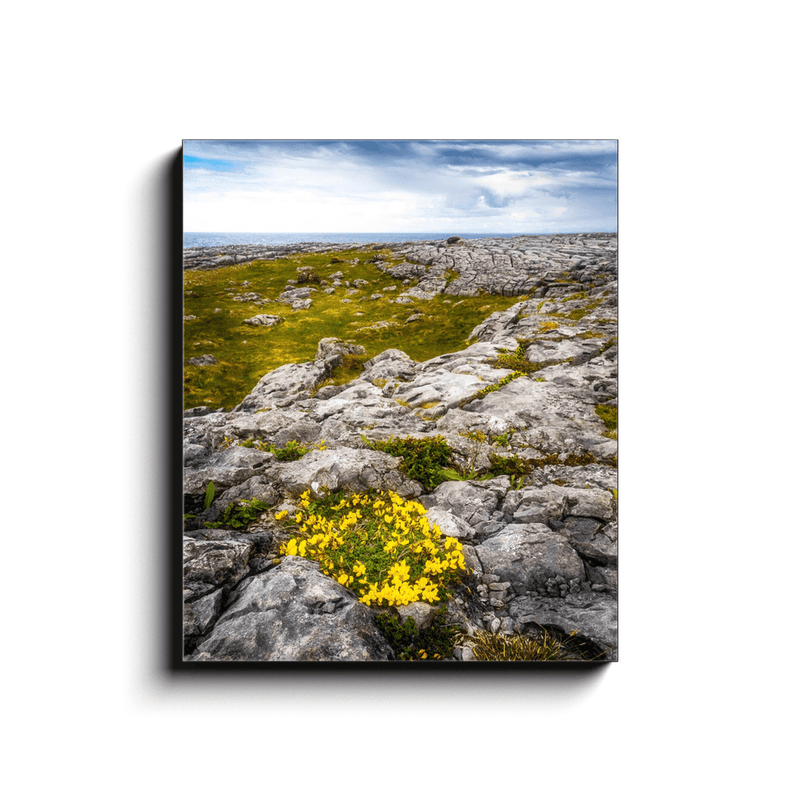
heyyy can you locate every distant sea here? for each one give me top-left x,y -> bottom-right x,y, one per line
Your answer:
183,232 -> 538,249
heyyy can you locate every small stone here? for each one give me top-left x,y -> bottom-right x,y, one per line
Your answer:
500,618 -> 518,635
188,354 -> 217,366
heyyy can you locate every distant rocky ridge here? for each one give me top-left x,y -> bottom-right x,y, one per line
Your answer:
183,234 -> 618,661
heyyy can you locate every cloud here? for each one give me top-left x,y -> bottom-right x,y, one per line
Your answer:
183,139 -> 617,233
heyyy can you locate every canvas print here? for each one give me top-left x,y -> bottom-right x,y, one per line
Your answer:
182,139 -> 618,662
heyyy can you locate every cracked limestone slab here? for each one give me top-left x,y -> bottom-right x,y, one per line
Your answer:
277,446 -> 422,498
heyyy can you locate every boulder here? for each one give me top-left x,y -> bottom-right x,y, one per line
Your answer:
315,337 -> 366,365
424,506 -> 476,541
234,360 -> 331,412
184,588 -> 223,638
183,537 -> 254,590
425,480 -> 505,529
188,557 -> 394,661
361,349 -> 419,384
474,524 -> 585,594
183,445 -> 275,497
502,485 -> 615,524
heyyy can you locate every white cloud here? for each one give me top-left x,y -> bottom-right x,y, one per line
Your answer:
183,140 -> 616,233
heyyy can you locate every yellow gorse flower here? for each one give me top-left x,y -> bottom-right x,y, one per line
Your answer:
278,489 -> 468,608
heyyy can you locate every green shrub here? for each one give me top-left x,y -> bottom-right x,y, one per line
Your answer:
490,343 -> 542,375
206,498 -> 271,530
269,440 -> 313,461
364,435 -> 453,492
488,453 -> 531,481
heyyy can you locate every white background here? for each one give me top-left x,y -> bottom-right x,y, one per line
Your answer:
3,3 -> 797,797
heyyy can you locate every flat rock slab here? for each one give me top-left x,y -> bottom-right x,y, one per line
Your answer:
508,592 -> 617,655
277,446 -> 421,498
391,369 -> 487,414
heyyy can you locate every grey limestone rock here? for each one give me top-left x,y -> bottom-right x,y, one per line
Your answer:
424,506 -> 476,541
183,445 -> 275,497
425,480 -> 505,528
474,524 -> 585,594
277,287 -> 315,304
188,354 -> 218,366
184,588 -> 223,638
277,446 -> 422,498
234,360 -> 331,412
183,538 -> 254,590
189,558 -> 393,661
243,314 -> 284,327
361,349 -> 419,384
509,592 -> 617,656
502,484 -> 615,524
394,602 -> 440,631
315,337 -> 366,365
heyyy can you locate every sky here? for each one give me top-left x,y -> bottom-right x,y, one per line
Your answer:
183,139 -> 617,234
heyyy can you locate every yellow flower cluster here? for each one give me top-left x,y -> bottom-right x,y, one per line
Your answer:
277,489 -> 468,608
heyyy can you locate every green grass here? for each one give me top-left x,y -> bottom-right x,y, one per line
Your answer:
595,403 -> 618,439
184,248 -> 525,409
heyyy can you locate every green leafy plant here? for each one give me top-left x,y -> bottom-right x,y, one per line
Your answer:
363,434 -> 453,492
437,467 -> 484,482
221,436 -> 323,460
490,428 -> 515,448
488,453 -> 532,482
490,342 -> 542,375
268,440 -> 313,461
277,489 -> 469,607
375,607 -> 460,660
203,481 -> 216,510
205,498 -> 271,530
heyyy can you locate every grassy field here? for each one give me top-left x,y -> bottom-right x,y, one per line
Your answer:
184,247 -> 527,410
